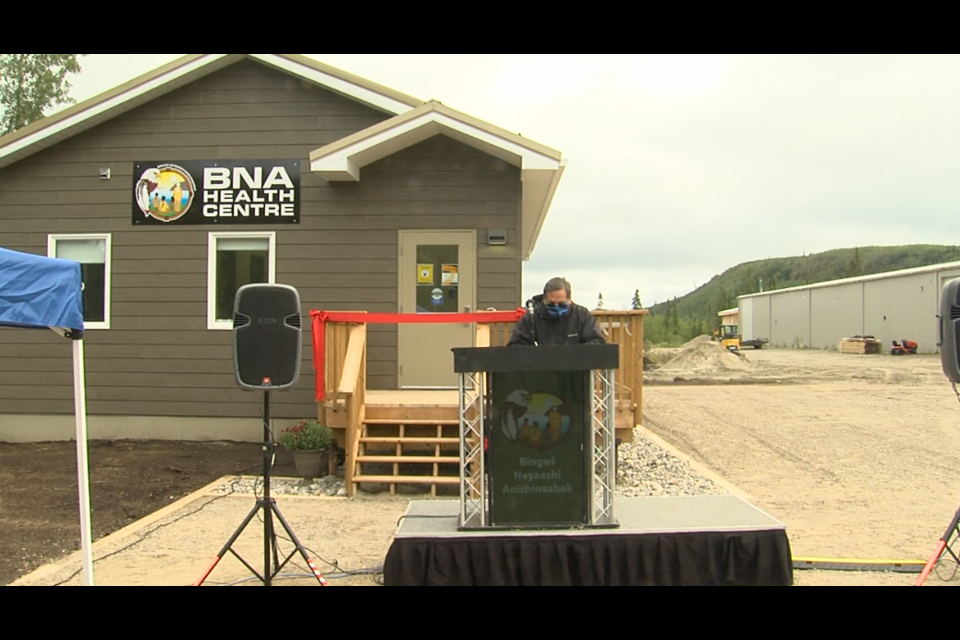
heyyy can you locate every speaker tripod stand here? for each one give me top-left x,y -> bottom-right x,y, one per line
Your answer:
915,494 -> 960,587
193,391 -> 327,587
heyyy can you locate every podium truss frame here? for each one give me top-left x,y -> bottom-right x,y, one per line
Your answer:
458,369 -> 618,530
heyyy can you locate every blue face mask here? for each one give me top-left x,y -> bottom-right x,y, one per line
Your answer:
546,303 -> 571,319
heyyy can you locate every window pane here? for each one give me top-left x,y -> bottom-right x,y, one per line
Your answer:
216,242 -> 269,321
80,264 -> 106,323
416,245 -> 459,313
56,239 -> 105,264
218,238 -> 269,252
56,240 -> 106,323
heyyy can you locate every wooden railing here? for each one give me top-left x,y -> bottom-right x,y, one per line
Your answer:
318,316 -> 367,485
318,312 -> 367,408
593,310 -> 648,432
480,310 -> 648,434
319,309 -> 647,455
339,325 -> 367,494
483,318 -> 519,348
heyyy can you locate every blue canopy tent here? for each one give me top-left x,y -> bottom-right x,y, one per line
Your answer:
0,247 -> 94,586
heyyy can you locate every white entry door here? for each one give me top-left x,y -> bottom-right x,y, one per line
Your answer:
399,231 -> 476,389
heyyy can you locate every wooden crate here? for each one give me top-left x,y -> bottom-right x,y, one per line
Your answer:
839,338 -> 882,355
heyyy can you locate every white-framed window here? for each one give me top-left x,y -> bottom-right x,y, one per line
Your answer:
48,234 -> 112,330
207,232 -> 276,330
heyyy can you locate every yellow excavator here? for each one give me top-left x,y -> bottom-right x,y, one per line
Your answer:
716,325 -> 742,352
713,325 -> 767,352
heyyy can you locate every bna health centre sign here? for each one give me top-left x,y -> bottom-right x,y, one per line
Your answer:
133,160 -> 301,226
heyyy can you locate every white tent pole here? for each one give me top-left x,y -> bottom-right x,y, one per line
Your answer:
72,338 -> 95,587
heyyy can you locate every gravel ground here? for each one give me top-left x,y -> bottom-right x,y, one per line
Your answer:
215,475 -> 349,498
615,432 -> 728,498
220,431 -> 725,500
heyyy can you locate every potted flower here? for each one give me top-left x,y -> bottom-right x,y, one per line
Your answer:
278,419 -> 333,479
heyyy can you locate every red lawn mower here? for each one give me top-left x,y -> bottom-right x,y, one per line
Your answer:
891,339 -> 919,355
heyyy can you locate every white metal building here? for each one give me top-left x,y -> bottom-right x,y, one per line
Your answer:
739,261 -> 960,354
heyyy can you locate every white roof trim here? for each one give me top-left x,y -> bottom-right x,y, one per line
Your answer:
311,111 -> 562,178
0,54 -> 422,169
521,161 -> 567,262
248,54 -> 414,116
0,55 -> 231,165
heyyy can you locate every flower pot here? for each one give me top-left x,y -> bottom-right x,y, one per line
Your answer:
291,449 -> 329,479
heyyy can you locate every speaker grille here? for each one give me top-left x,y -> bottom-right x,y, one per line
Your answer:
941,281 -> 960,383
233,285 -> 302,390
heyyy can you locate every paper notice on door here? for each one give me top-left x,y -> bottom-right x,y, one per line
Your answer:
442,264 -> 459,286
418,264 -> 434,285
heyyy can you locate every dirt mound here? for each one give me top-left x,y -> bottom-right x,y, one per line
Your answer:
683,335 -> 715,349
659,341 -> 752,374
647,347 -> 682,367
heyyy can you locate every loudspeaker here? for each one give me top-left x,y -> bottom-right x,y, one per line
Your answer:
939,279 -> 960,383
233,284 -> 302,390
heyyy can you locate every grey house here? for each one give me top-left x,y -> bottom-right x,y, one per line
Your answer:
0,54 -> 566,443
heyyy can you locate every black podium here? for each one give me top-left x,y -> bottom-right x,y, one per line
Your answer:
453,344 -> 620,531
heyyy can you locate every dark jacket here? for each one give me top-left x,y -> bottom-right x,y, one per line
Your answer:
508,295 -> 606,346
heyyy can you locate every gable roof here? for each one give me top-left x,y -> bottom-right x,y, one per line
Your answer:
310,101 -> 566,261
0,54 -> 565,260
0,54 -> 423,170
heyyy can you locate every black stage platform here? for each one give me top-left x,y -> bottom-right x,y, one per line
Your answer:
384,496 -> 793,586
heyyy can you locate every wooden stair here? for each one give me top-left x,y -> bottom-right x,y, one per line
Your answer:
350,403 -> 462,497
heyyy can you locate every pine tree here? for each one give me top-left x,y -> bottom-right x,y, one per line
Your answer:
745,265 -> 757,294
596,293 -> 605,310
691,318 -> 704,339
667,297 -> 680,332
848,247 -> 864,278
631,290 -> 644,311
712,288 -> 732,329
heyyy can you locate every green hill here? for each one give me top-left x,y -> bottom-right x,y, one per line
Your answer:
645,245 -> 960,345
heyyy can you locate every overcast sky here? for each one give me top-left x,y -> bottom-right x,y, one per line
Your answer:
64,54 -> 960,310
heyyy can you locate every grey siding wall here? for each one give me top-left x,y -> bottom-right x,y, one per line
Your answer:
740,297 -> 755,341
740,296 -> 769,344
0,59 -> 522,427
811,283 -> 864,348
770,291 -> 811,348
863,273 -> 939,350
308,136 -> 522,389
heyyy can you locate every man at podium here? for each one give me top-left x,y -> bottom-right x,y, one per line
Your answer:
508,278 -> 606,346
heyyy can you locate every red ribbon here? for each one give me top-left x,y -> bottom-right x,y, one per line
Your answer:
311,309 -> 526,401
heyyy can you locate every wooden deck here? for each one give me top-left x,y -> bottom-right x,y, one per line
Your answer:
366,390 -> 459,407
325,388 -> 638,445
317,311 -> 648,496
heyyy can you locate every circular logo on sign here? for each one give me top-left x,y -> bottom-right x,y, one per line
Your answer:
135,164 -> 196,223
500,391 -> 572,451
